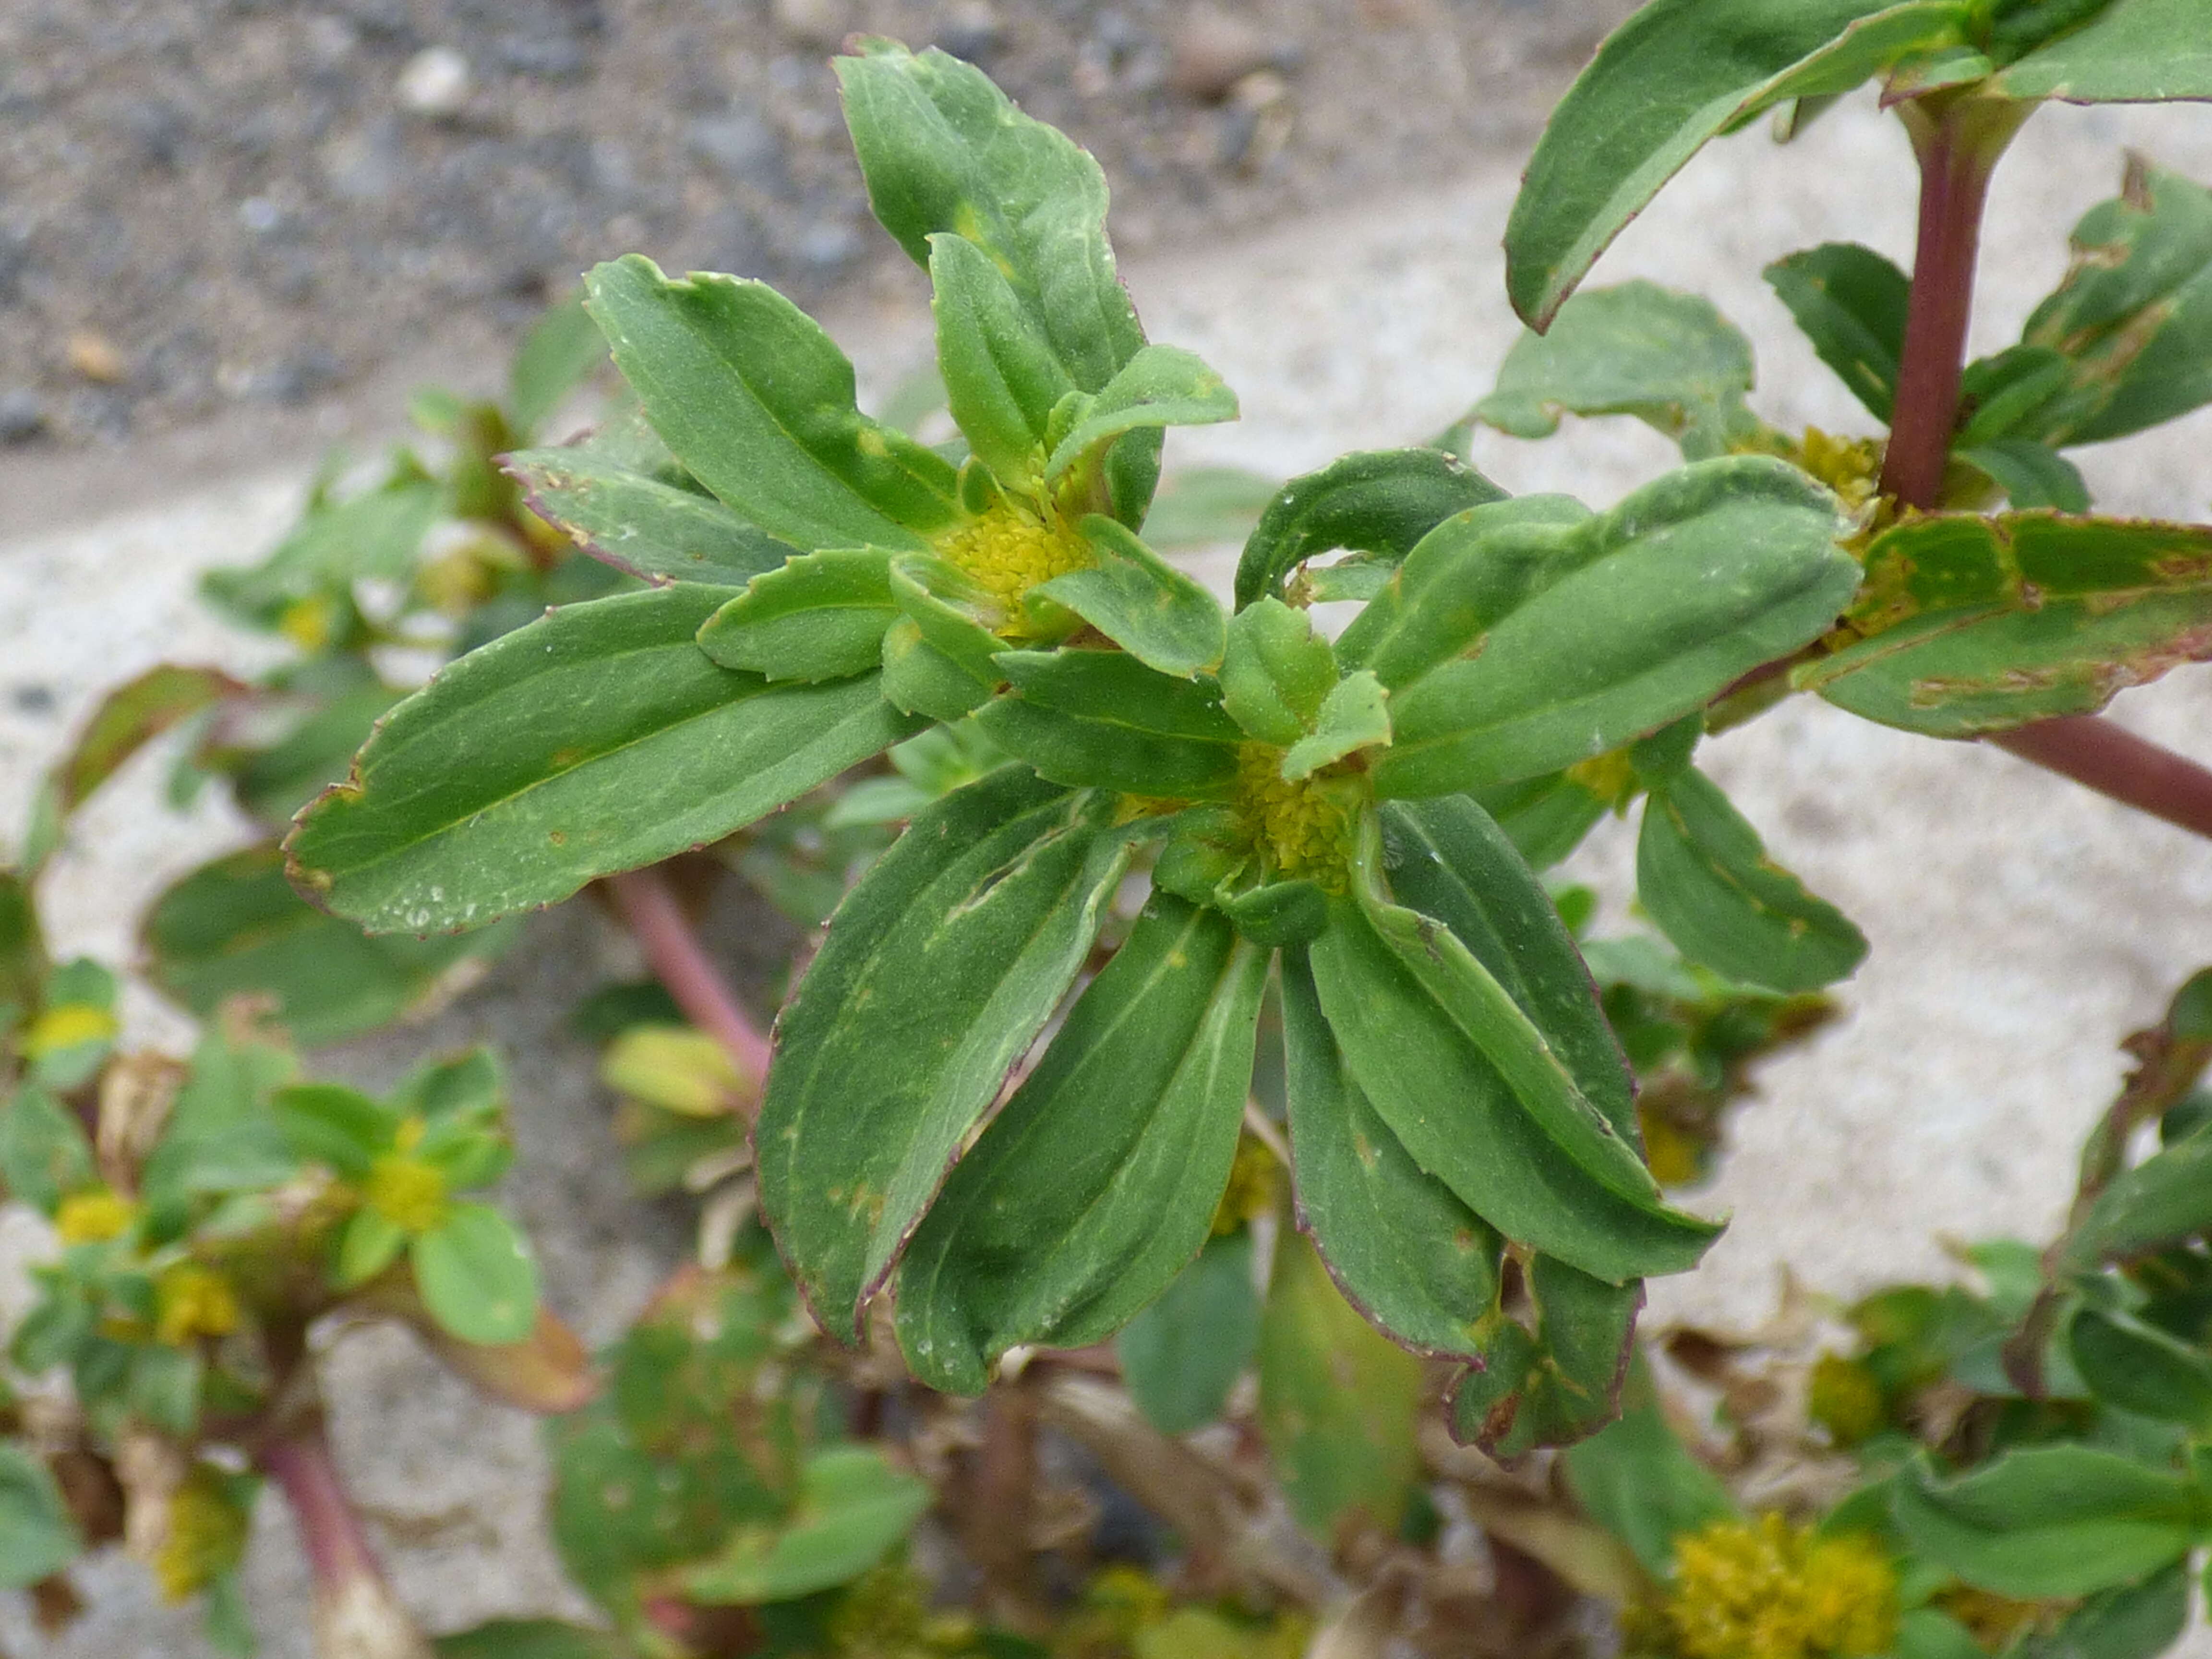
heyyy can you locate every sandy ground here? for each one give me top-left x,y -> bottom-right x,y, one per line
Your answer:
6,83 -> 2212,1653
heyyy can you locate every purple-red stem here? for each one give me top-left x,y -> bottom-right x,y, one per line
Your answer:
604,866 -> 773,1103
1877,96 -> 2212,841
258,1421 -> 386,1603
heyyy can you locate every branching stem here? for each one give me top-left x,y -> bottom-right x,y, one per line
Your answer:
604,866 -> 773,1108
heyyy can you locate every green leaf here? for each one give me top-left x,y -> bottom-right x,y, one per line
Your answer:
1992,0 -> 2212,101
1042,346 -> 1237,484
1890,1448 -> 2199,1599
2017,159 -> 2212,446
507,293 -> 606,437
1893,1610 -> 1992,1659
504,447 -> 798,587
895,895 -> 1265,1392
1280,952 -> 1504,1357
880,619 -> 993,722
1448,1256 -> 1643,1456
337,1208 -> 409,1289
1763,242 -> 1911,422
140,1031 -> 298,1203
696,548 -> 899,682
1334,496 -> 1593,693
1378,796 -> 1634,1134
1958,439 -> 2092,511
227,682 -> 401,827
1798,511 -> 2212,737
974,650 -> 1244,799
0,1085 -> 96,1216
1506,0 -> 1970,327
287,586 -> 919,934
1233,448 -> 1505,610
929,231 -> 1074,484
1469,772 -> 1611,870
436,1620 -> 627,1659
1375,457 -> 1856,796
413,1202 -> 541,1345
756,769 -> 1135,1336
681,1446 -> 931,1604
51,664 -> 243,815
1256,1229 -> 1426,1540
203,478 -> 442,623
1218,598 -> 1337,746
2070,1131 -> 2212,1263
272,1083 -> 395,1180
2067,1306 -> 2212,1431
1117,1231 -> 1262,1436
1562,1369 -> 1737,1577
1036,517 -> 1226,678
0,1444 -> 81,1589
2013,1561 -> 2189,1659
144,844 -> 514,1046
583,255 -> 957,551
836,42 -> 1144,398
1309,876 -> 1718,1285
1636,768 -> 1867,993
1476,282 -> 1758,458
1280,673 -> 1389,781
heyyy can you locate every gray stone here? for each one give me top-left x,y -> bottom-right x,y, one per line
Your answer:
0,389 -> 47,445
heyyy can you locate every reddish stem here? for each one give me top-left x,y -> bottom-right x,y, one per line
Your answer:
259,1424 -> 385,1600
604,867 -> 773,1104
1991,717 -> 2212,841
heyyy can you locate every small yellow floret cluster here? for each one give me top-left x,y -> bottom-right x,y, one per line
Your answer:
1796,427 -> 1883,515
55,1188 -> 136,1246
936,501 -> 1091,622
154,1468 -> 250,1603
366,1125 -> 449,1236
826,1563 -> 980,1659
155,1264 -> 242,1346
1211,1134 -> 1282,1236
1655,1514 -> 1898,1659
1235,745 -> 1352,890
1806,1351 -> 1886,1446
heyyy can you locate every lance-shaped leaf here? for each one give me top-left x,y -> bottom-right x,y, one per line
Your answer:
1449,1256 -> 1643,1457
1117,1230 -> 1262,1436
1957,439 -> 2091,512
507,291 -> 606,437
1234,448 -> 1505,609
1256,1228 -> 1427,1540
894,895 -> 1265,1392
1335,496 -> 1593,692
1506,0 -> 1972,327
0,1446 -> 82,1590
287,587 -> 919,934
1042,346 -> 1237,484
1470,771 -> 1611,870
52,665 -> 245,815
1281,951 -> 1505,1356
755,769 -> 1135,1336
681,1446 -> 931,1604
1891,1448 -> 2200,1599
1308,874 -> 1719,1284
1636,768 -> 1867,993
929,231 -> 1074,484
838,42 -> 1143,397
204,477 -> 441,623
504,448 -> 797,587
2066,1130 -> 2212,1266
144,844 -> 516,1046
1036,517 -> 1226,678
1764,242 -> 1910,422
1991,0 -> 2212,102
1281,673 -> 1389,780
2068,1306 -> 2212,1431
975,649 -> 1244,798
696,548 -> 900,682
1379,796 -> 1634,1133
1376,458 -> 1856,796
1797,511 -> 2212,737
1476,282 -> 1759,458
2017,1563 -> 2191,1659
583,255 -> 958,552
1219,598 -> 1336,745
2013,159 -> 2212,446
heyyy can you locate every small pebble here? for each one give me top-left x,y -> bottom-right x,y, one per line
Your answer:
0,390 -> 47,445
1169,6 -> 1301,102
66,331 -> 126,385
10,684 -> 56,715
397,46 -> 471,116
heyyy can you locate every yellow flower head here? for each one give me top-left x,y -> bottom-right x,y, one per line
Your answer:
365,1128 -> 449,1236
276,593 -> 336,653
155,1263 -> 242,1346
936,499 -> 1091,625
1662,1514 -> 1898,1659
1795,428 -> 1883,515
153,1467 -> 251,1603
55,1188 -> 136,1246
22,1002 -> 119,1059
1234,745 -> 1354,890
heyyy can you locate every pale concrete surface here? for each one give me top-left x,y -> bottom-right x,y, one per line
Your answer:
6,86 -> 2212,1650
